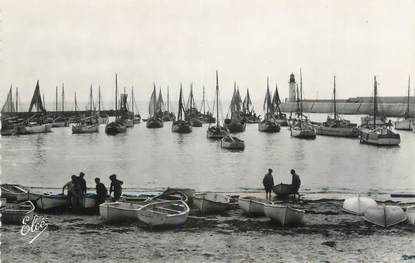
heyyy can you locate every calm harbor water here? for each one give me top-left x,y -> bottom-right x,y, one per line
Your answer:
1,114 -> 414,194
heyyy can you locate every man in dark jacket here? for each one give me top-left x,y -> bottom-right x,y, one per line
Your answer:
291,169 -> 301,194
263,168 -> 274,200
79,172 -> 87,194
109,174 -> 123,201
95,177 -> 108,206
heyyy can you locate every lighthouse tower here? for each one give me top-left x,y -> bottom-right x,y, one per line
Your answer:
288,73 -> 297,102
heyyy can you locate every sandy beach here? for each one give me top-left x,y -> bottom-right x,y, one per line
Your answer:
2,194 -> 414,263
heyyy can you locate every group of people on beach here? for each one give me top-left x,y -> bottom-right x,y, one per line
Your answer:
62,172 -> 124,209
262,168 -> 301,200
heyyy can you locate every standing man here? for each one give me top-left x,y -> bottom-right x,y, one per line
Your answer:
263,168 -> 274,201
79,172 -> 87,194
291,169 -> 301,194
109,174 -> 123,201
95,177 -> 108,206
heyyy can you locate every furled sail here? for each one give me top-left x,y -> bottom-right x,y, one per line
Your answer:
1,87 -> 15,113
272,83 -> 282,114
242,89 -> 252,114
186,84 -> 197,110
156,89 -> 166,112
148,85 -> 157,117
263,82 -> 273,114
28,81 -> 46,112
177,84 -> 185,121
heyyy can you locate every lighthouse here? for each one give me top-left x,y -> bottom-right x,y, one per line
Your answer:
288,73 -> 297,102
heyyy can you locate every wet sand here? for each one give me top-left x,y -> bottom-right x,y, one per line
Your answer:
2,196 -> 415,262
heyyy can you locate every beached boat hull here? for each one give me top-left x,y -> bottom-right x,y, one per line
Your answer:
0,201 -> 35,224
264,204 -> 305,225
17,124 -> 52,134
342,196 -> 377,215
315,126 -> 359,138
172,121 -> 192,133
406,206 -> 415,225
33,193 -> 68,210
238,197 -> 270,216
99,202 -> 144,222
364,205 -> 407,227
394,119 -> 414,130
258,120 -> 280,133
360,129 -> 400,146
221,136 -> 245,150
72,124 -> 99,134
1,184 -> 28,201
193,193 -> 230,214
136,200 -> 189,227
272,183 -> 294,197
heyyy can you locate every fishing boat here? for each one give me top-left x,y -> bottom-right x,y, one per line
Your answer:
31,193 -> 68,210
315,76 -> 359,137
200,86 -> 216,124
207,71 -> 229,139
224,84 -> 246,132
360,77 -> 400,146
172,84 -> 192,133
146,84 -> 164,128
238,196 -> 271,216
259,77 -> 281,133
186,83 -> 203,127
264,204 -> 305,226
80,193 -> 97,209
0,201 -> 35,224
221,134 -> 245,150
17,121 -> 52,135
364,205 -> 407,227
272,83 -> 289,126
72,116 -> 99,134
99,201 -> 144,222
342,196 -> 377,215
272,183 -> 296,197
156,87 -> 175,121
0,184 -> 29,201
119,88 -> 134,128
406,206 -> 415,225
242,89 -> 260,123
193,193 -> 230,214
136,200 -> 189,227
105,74 -> 127,135
395,76 -> 414,130
290,70 -> 316,139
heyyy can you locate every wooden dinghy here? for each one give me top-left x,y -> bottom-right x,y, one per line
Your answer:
342,196 -> 377,215
99,201 -> 144,222
0,201 -> 35,224
264,204 -> 305,226
272,183 -> 295,197
136,200 -> 189,227
364,205 -> 407,227
0,184 -> 29,201
30,193 -> 68,210
238,196 -> 271,216
193,193 -> 230,214
406,206 -> 415,225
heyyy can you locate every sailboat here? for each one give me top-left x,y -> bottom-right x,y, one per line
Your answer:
207,71 -> 229,139
97,86 -> 109,124
258,77 -> 280,133
1,86 -> 20,136
172,84 -> 192,133
200,86 -> 216,123
242,89 -> 260,123
360,76 -> 400,146
290,71 -> 316,139
271,83 -> 288,126
315,76 -> 359,137
105,74 -> 127,135
131,87 -> 141,124
146,84 -> 164,128
186,84 -> 203,127
395,76 -> 414,130
119,88 -> 134,128
72,85 -> 99,134
224,84 -> 246,133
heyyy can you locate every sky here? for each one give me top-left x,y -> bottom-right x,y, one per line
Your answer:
1,0 -> 414,111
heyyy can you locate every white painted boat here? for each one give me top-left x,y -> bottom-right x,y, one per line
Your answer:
221,135 -> 245,150
81,194 -> 97,209
0,184 -> 28,201
406,206 -> 415,225
0,201 -> 35,224
238,196 -> 270,216
72,123 -> 99,134
31,193 -> 68,210
99,201 -> 144,222
364,205 -> 407,227
264,204 -> 305,226
342,196 -> 377,215
136,200 -> 189,227
360,127 -> 400,146
395,119 -> 414,131
193,193 -> 230,214
18,123 -> 52,134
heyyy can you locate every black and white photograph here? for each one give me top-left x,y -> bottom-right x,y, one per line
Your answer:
0,0 -> 414,262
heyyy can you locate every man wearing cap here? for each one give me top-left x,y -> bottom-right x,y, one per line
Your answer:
291,169 -> 301,194
262,168 -> 274,200
109,174 -> 123,201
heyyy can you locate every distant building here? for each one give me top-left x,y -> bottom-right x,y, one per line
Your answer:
288,73 -> 296,102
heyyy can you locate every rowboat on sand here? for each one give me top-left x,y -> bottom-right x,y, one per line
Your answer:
364,205 -> 407,227
31,193 -> 68,210
99,201 -> 144,222
0,184 -> 29,201
0,201 -> 35,224
238,196 -> 271,216
406,206 -> 415,225
193,193 -> 230,214
272,183 -> 296,197
264,204 -> 305,226
136,200 -> 190,227
342,196 -> 377,215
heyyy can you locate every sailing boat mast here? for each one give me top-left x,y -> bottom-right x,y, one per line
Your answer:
10,85 -> 13,112
216,71 -> 219,128
333,76 -> 337,120
115,74 -> 118,120
90,84 -> 93,113
300,69 -> 303,118
202,86 -> 206,115
98,86 -> 101,112
178,83 -> 183,120
374,76 -> 377,128
74,92 -> 78,112
266,76 -> 270,114
167,86 -> 170,112
55,86 -> 58,112
131,87 -> 134,116
62,83 -> 65,112
407,76 -> 410,118
15,87 -> 18,112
